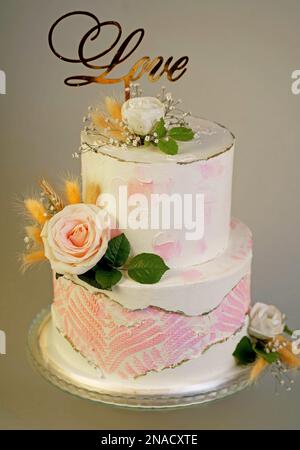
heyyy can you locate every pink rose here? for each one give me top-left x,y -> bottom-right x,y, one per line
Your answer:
41,204 -> 110,275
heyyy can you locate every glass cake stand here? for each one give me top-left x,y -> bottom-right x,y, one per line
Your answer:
27,308 -> 252,409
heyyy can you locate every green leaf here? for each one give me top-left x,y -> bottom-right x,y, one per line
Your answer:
284,324 -> 294,336
78,270 -> 102,289
168,126 -> 194,141
254,341 -> 280,364
154,118 -> 167,138
95,267 -> 122,290
128,253 -> 169,284
232,336 -> 257,365
103,233 -> 130,268
158,137 -> 178,155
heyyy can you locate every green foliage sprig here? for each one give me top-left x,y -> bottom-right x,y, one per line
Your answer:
77,233 -> 169,290
144,118 -> 194,155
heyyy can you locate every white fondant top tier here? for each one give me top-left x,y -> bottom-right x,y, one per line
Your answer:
81,117 -> 235,268
81,117 -> 234,164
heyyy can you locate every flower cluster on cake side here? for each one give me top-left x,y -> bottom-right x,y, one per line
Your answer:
233,302 -> 300,387
22,177 -> 169,290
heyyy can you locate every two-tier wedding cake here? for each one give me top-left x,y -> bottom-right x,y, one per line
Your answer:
25,91 -> 300,406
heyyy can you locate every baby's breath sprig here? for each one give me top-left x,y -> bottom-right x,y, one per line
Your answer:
157,87 -> 191,129
130,82 -> 143,98
271,359 -> 295,394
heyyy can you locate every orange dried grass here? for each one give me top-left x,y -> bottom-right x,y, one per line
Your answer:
249,335 -> 300,382
250,357 -> 269,381
84,182 -> 101,204
92,97 -> 126,142
40,179 -> 64,212
278,347 -> 300,369
65,180 -> 81,204
105,97 -> 122,120
24,199 -> 47,225
22,250 -> 46,271
25,225 -> 42,244
92,112 -> 107,130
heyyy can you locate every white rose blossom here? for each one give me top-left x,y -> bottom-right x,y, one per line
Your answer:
41,204 -> 110,275
121,96 -> 165,136
248,302 -> 285,340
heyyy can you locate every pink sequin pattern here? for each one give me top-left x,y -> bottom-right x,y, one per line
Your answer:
53,275 -> 250,379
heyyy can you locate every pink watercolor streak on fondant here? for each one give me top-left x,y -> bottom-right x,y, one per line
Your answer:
198,159 -> 224,180
134,166 -> 153,184
181,269 -> 203,282
153,240 -> 182,261
198,239 -> 207,254
127,178 -> 154,197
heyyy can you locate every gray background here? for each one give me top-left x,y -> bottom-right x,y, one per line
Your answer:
0,0 -> 300,429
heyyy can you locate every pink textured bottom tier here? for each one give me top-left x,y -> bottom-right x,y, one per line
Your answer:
52,219 -> 252,385
52,274 -> 250,379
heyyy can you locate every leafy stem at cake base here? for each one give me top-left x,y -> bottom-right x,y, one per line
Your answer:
233,303 -> 300,390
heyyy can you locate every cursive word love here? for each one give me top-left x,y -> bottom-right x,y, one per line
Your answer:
48,11 -> 189,99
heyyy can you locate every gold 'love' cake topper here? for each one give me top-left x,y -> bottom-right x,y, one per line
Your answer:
48,11 -> 189,100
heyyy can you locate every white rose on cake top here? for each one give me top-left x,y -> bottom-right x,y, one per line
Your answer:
41,204 -> 110,275
248,302 -> 285,340
121,96 -> 165,136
